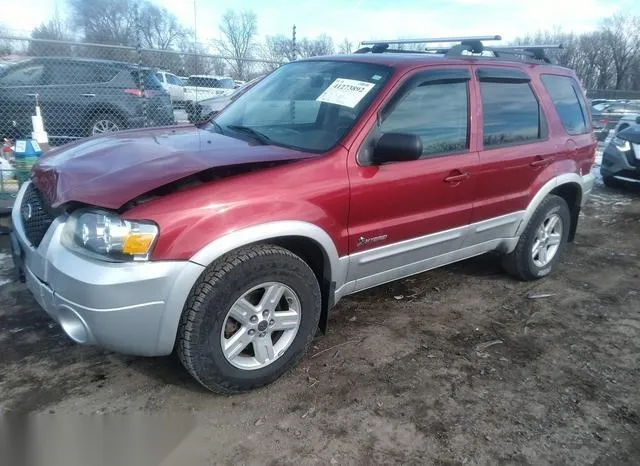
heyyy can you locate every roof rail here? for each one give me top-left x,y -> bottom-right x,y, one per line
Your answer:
355,36 -> 563,64
360,35 -> 502,46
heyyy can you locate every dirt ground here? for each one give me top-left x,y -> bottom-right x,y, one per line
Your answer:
1,178 -> 639,466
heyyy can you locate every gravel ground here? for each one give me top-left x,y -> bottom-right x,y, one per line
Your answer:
1,175 -> 639,465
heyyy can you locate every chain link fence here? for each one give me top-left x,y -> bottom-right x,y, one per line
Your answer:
0,36 -> 282,146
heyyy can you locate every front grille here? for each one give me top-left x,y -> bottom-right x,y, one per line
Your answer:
20,183 -> 55,247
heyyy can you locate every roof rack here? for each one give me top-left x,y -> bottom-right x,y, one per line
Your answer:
355,36 -> 563,64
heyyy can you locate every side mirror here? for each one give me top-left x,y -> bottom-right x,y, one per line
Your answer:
372,132 -> 422,165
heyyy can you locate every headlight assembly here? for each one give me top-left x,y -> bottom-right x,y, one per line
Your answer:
62,210 -> 158,262
612,137 -> 631,152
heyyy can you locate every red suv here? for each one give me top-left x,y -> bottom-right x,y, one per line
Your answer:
11,37 -> 596,393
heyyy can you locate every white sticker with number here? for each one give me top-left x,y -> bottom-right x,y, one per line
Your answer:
316,78 -> 376,108
15,140 -> 26,153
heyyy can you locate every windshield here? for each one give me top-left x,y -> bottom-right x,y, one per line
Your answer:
211,60 -> 392,152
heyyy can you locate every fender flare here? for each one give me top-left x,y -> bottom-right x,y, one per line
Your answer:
189,220 -> 348,288
514,173 -> 585,238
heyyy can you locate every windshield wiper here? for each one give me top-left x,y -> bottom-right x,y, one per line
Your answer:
226,125 -> 271,145
209,119 -> 223,134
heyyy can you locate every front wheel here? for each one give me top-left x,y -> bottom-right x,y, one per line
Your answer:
502,194 -> 570,281
177,245 -> 321,393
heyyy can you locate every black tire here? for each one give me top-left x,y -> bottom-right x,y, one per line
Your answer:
602,175 -> 620,189
177,244 -> 321,394
87,112 -> 125,136
502,195 -> 571,281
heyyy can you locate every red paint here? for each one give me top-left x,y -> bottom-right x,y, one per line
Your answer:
30,54 -> 596,262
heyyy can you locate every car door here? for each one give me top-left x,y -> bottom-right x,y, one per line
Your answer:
0,60 -> 45,138
38,60 -> 111,138
347,66 -> 479,290
469,66 -> 559,240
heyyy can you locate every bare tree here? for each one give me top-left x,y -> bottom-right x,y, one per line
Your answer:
338,38 -> 354,54
29,11 -> 73,56
261,35 -> 294,70
68,0 -> 137,46
138,2 -> 191,50
298,34 -> 334,57
215,10 -> 258,80
602,14 -> 640,89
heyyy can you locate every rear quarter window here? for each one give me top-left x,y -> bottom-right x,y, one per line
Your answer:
541,74 -> 588,135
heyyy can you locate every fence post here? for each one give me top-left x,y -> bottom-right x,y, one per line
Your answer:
134,5 -> 148,127
292,25 -> 297,61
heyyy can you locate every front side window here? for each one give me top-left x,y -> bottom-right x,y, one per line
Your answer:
46,63 -> 99,85
541,74 -> 588,135
213,60 -> 392,152
0,63 -> 44,86
379,80 -> 469,156
480,81 -> 542,147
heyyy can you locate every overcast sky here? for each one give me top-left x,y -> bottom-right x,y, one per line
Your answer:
3,0 -> 640,45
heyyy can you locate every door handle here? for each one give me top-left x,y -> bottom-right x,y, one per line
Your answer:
530,156 -> 551,168
443,171 -> 471,184
81,93 -> 96,97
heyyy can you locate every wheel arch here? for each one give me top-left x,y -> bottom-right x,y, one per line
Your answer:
515,173 -> 585,242
188,221 -> 348,334
84,104 -> 128,131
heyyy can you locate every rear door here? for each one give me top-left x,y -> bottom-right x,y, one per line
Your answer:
471,66 -> 558,232
540,73 -> 596,177
347,66 -> 479,287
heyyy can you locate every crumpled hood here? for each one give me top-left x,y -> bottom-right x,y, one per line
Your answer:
31,125 -> 313,209
618,125 -> 640,144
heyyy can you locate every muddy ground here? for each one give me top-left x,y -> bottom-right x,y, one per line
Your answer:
1,179 -> 639,466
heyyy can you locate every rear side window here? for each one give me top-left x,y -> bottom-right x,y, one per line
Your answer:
380,81 -> 469,156
130,70 -> 163,89
480,82 -> 542,147
541,75 -> 588,135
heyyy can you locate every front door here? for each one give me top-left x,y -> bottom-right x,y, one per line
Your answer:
0,60 -> 46,139
347,66 -> 479,290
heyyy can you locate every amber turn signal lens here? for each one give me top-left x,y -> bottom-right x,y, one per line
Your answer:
122,233 -> 155,255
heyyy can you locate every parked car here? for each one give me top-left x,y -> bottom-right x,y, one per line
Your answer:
183,75 -> 235,102
591,107 -> 609,142
613,113 -> 640,135
593,100 -> 640,132
185,75 -> 265,124
0,57 -> 175,141
155,70 -> 186,106
11,40 -> 595,394
601,115 -> 640,187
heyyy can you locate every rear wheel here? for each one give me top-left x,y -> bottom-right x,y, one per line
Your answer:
502,195 -> 570,281
88,113 -> 124,136
177,244 -> 321,393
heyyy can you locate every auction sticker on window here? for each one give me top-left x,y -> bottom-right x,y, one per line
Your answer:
316,78 -> 376,108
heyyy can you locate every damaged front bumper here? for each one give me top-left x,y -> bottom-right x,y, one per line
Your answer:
11,182 -> 204,356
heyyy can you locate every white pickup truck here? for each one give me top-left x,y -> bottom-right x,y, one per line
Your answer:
183,75 -> 236,102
